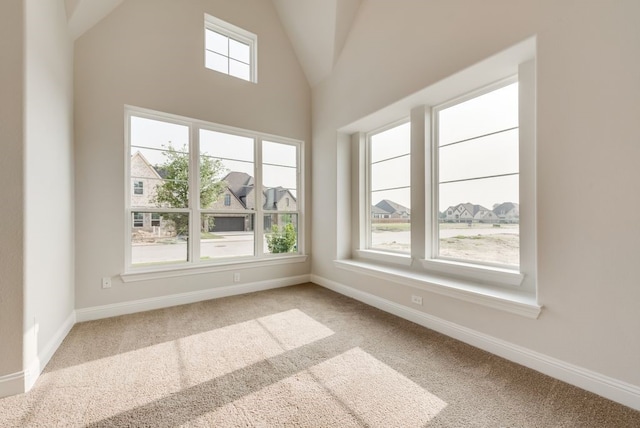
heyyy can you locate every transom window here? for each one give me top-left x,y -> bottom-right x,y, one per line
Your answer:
204,13 -> 257,83
125,107 -> 302,271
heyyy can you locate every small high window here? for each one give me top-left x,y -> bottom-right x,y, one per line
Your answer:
204,14 -> 257,83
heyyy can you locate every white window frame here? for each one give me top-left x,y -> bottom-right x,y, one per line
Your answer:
204,13 -> 258,83
123,106 -> 305,282
339,38 -> 539,317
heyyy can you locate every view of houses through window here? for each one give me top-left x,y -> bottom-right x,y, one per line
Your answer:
128,111 -> 300,268
436,81 -> 519,266
368,122 -> 411,253
365,81 -> 520,267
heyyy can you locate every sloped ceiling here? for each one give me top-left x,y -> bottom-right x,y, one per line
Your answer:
64,0 -> 361,87
65,0 -> 124,40
272,0 -> 362,87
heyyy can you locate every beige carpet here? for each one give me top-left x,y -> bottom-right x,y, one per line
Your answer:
1,284 -> 638,427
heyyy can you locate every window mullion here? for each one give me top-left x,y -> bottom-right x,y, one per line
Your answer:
410,106 -> 427,260
190,126 -> 200,263
255,137 -> 263,257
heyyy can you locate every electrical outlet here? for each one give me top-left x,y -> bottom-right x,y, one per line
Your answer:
102,277 -> 112,289
411,295 -> 423,305
233,273 -> 240,283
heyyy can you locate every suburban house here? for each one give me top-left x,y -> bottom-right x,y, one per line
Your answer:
493,202 -> 520,223
372,199 -> 410,219
2,0 -> 639,421
442,202 -> 511,224
207,171 -> 297,232
130,162 -> 298,234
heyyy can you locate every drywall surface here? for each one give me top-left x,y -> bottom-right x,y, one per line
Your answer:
24,0 -> 75,374
74,0 -> 311,309
0,0 -> 25,379
312,0 -> 640,388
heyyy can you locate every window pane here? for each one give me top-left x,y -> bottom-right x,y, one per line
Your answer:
201,214 -> 254,259
263,141 -> 296,167
200,129 -> 255,210
439,128 -> 519,183
131,118 -> 190,210
229,59 -> 250,81
371,155 -> 410,192
370,122 -> 410,163
263,141 -> 298,211
131,116 -> 189,152
205,51 -> 228,74
131,212 -> 189,266
439,83 -> 518,146
369,122 -> 410,254
438,175 -> 519,266
205,29 -> 228,56
229,38 -> 250,63
370,187 -> 411,253
264,214 -> 298,254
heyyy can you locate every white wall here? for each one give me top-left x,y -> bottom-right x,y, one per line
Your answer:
0,0 -> 25,381
312,0 -> 640,390
23,0 -> 76,382
74,0 -> 311,309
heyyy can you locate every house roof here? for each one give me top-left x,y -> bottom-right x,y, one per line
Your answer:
223,172 -> 255,199
493,202 -> 519,214
375,199 -> 410,215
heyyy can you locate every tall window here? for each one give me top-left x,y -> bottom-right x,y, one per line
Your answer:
126,108 -> 302,271
204,14 -> 257,83
434,80 -> 519,267
367,122 -> 411,254
262,141 -> 300,254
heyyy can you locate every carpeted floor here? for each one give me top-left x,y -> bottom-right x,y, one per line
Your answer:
1,283 -> 638,427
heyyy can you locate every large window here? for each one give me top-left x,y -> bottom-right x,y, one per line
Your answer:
125,107 -> 302,272
353,59 -> 535,291
204,13 -> 257,83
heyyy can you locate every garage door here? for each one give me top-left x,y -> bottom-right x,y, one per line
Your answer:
211,217 -> 245,232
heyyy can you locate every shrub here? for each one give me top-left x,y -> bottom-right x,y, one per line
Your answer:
266,223 -> 297,253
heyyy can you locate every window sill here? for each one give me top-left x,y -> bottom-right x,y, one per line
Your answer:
355,249 -> 412,266
419,258 -> 524,287
121,255 -> 308,283
334,259 -> 541,319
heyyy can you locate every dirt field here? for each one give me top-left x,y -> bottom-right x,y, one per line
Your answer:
371,223 -> 519,266
439,233 -> 519,266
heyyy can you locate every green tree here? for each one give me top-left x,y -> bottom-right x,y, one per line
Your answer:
266,223 -> 297,253
153,144 -> 227,236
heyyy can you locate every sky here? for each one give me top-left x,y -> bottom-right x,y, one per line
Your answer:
370,82 -> 519,211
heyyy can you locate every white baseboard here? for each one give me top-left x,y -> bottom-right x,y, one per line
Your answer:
24,311 -> 76,392
76,274 -> 311,322
0,371 -> 25,398
1,311 -> 76,398
311,274 -> 640,411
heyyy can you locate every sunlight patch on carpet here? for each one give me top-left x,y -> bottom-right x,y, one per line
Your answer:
192,347 -> 447,426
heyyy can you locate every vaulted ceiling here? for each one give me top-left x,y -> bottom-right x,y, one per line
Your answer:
64,0 -> 361,88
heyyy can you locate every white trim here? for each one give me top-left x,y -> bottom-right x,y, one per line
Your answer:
419,258 -> 524,286
355,249 -> 412,266
334,259 -> 540,318
78,274 -> 310,322
0,371 -> 25,398
311,274 -> 640,411
24,311 -> 76,392
121,255 -> 308,283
